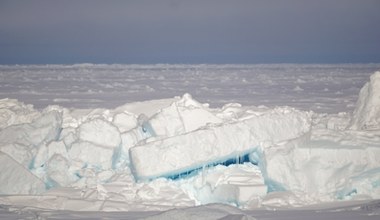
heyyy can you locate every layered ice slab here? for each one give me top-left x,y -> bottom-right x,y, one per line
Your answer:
130,107 -> 311,180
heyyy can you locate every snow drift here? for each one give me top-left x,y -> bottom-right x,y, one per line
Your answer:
0,71 -> 380,212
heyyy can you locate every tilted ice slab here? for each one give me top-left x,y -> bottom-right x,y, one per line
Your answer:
130,107 -> 311,180
0,152 -> 45,194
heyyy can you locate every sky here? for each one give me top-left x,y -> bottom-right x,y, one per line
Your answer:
0,0 -> 379,64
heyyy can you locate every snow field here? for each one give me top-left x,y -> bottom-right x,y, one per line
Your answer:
1,64 -> 379,113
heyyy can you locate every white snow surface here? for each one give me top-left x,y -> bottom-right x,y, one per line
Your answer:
1,64 -> 380,219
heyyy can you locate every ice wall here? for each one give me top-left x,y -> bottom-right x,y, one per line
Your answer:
349,71 -> 380,130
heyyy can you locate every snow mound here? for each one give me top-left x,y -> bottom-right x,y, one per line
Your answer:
349,71 -> 380,130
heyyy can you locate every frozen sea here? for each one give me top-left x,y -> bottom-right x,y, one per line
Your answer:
1,63 -> 380,112
1,63 -> 380,219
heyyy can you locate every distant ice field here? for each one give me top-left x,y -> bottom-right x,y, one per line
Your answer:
1,63 -> 380,113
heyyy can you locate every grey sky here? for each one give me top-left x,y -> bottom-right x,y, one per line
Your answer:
0,0 -> 379,64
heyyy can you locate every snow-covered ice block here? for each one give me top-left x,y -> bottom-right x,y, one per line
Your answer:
60,128 -> 77,148
33,141 -> 69,169
68,141 -> 115,171
113,97 -> 179,118
46,154 -> 76,187
0,111 -> 62,167
148,93 -> 222,137
78,118 -> 121,149
112,112 -> 138,133
185,164 -> 267,205
119,94 -> 223,165
0,152 -> 45,194
0,143 -> 34,168
130,107 -> 311,180
0,98 -> 40,129
0,110 -> 62,147
349,71 -> 380,130
265,137 -> 380,200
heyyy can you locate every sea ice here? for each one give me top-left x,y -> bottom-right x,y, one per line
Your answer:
0,66 -> 380,215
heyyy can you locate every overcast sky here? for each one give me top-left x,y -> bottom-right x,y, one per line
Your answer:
0,0 -> 379,64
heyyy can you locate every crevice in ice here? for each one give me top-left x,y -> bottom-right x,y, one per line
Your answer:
111,143 -> 123,170
264,179 -> 287,193
167,153 -> 252,181
74,172 -> 82,179
55,127 -> 63,142
248,148 -> 286,193
137,150 -> 256,181
28,157 -> 36,170
45,177 -> 58,189
133,146 -> 287,194
336,188 -> 358,200
137,114 -> 156,138
372,180 -> 380,188
141,121 -> 156,137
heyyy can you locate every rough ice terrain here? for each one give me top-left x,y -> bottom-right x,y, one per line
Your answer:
0,64 -> 380,219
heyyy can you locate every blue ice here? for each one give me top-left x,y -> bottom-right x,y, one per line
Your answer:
165,153 -> 252,180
